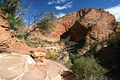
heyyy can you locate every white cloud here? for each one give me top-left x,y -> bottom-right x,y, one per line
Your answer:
48,1 -> 54,5
48,0 -> 67,5
55,13 -> 66,18
55,1 -> 73,10
105,4 -> 120,22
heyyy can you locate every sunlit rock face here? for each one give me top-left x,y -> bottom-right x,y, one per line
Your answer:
0,13 -> 9,28
47,8 -> 115,54
0,13 -> 46,60
48,8 -> 115,42
27,8 -> 116,56
28,8 -> 115,42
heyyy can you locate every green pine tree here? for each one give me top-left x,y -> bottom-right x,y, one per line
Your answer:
0,0 -> 23,30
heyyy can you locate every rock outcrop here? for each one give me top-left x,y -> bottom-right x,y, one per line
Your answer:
49,8 -> 115,42
28,9 -> 115,42
61,8 -> 115,55
0,13 -> 46,60
27,8 -> 116,55
0,13 -> 9,28
27,12 -> 77,42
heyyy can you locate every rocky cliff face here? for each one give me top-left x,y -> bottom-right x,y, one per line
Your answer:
49,8 -> 115,42
52,8 -> 115,55
27,8 -> 116,55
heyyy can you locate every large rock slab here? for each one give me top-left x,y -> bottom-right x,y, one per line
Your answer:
0,53 -> 36,80
20,59 -> 68,80
0,54 -> 69,80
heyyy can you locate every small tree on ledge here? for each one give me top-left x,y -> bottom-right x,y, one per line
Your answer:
36,12 -> 56,34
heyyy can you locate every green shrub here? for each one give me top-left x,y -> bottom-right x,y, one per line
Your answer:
0,0 -> 24,31
36,12 -> 56,33
107,32 -> 120,47
64,59 -> 73,68
25,41 -> 33,47
106,32 -> 120,74
71,56 -> 107,80
46,51 -> 58,61
15,34 -> 26,39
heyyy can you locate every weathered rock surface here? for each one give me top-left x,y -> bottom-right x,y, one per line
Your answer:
0,13 -> 9,28
0,53 -> 69,80
20,59 -> 68,80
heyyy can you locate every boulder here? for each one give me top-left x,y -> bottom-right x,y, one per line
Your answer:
0,53 -> 36,80
0,53 -> 69,80
20,59 -> 68,80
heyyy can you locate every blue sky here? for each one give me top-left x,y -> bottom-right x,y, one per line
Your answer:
21,0 -> 120,23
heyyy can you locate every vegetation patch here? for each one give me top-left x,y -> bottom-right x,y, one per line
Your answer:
25,41 -> 33,47
36,12 -> 56,34
71,56 -> 107,80
46,51 -> 58,61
